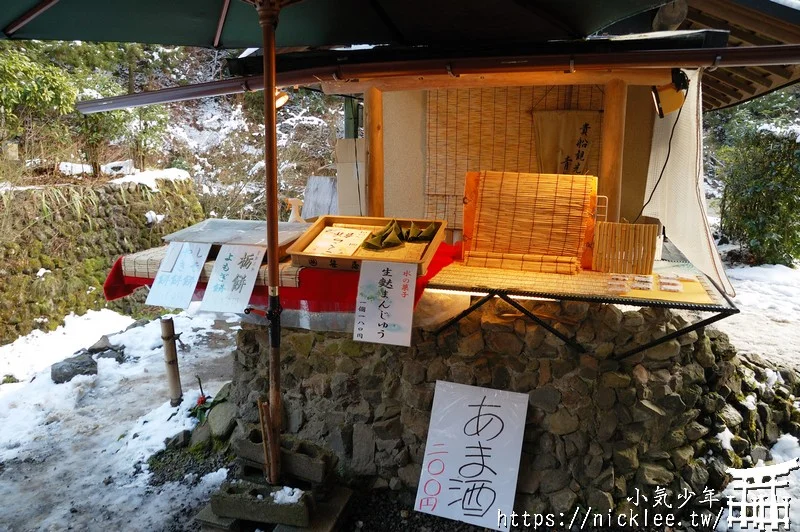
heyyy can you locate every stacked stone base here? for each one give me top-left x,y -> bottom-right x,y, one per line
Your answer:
230,299 -> 800,516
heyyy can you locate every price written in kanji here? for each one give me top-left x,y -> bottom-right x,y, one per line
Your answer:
199,244 -> 266,313
353,261 -> 417,347
415,381 -> 528,531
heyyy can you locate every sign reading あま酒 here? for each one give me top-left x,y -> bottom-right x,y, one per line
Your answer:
353,261 -> 417,347
415,381 -> 528,531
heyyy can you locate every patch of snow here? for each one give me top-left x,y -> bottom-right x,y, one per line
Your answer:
716,427 -> 734,451
144,210 -> 166,224
0,310 -> 236,530
58,162 -> 92,175
272,486 -> 303,504
36,268 -> 51,278
109,168 -> 191,191
714,264 -> 800,366
0,309 -> 133,387
101,159 -> 136,175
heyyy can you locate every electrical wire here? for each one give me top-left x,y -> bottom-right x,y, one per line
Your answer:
633,103 -> 684,224
354,126 -> 363,216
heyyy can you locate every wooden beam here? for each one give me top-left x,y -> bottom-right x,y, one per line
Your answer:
599,79 -> 627,223
755,64 -> 795,80
213,0 -> 231,48
702,77 -> 743,100
322,69 -> 673,94
687,8 -> 780,47
703,93 -> 725,109
3,0 -> 59,35
727,67 -> 773,88
365,87 -> 384,217
703,84 -> 733,104
704,70 -> 756,95
691,0 -> 800,44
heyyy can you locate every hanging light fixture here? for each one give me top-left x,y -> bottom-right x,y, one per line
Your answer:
275,88 -> 290,108
651,68 -> 689,118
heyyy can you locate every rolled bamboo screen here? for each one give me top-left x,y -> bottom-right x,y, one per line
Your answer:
463,171 -> 597,274
592,221 -> 659,274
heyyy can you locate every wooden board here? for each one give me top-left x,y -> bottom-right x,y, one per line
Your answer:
287,215 -> 447,275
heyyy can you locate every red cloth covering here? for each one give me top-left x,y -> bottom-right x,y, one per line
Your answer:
104,242 -> 461,313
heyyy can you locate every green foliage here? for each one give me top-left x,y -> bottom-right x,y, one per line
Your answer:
70,71 -> 128,176
125,105 -> 169,170
0,49 -> 76,140
705,87 -> 800,149
719,128 -> 800,266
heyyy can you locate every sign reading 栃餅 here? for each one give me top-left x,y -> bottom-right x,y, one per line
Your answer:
353,261 -> 416,347
146,242 -> 212,309
199,244 -> 266,313
415,381 -> 528,530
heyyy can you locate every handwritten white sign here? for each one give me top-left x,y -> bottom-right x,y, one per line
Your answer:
303,226 -> 372,256
146,242 -> 212,309
199,244 -> 266,313
415,381 -> 528,531
353,261 -> 416,347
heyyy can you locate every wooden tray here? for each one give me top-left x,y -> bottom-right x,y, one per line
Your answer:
287,216 -> 447,275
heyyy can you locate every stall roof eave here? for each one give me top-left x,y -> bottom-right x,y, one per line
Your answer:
681,0 -> 800,110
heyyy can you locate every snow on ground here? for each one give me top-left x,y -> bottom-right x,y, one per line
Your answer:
109,168 -> 191,192
0,310 -> 133,386
0,309 -> 237,531
713,263 -> 800,367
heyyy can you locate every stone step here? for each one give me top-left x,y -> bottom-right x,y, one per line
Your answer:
274,486 -> 353,532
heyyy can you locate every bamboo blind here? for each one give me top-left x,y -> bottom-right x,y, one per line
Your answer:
463,171 -> 597,275
425,85 -> 605,229
592,222 -> 659,275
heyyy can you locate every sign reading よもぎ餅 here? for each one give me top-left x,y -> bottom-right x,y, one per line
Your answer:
415,381 -> 528,530
353,261 -> 417,347
146,242 -> 212,309
199,244 -> 266,313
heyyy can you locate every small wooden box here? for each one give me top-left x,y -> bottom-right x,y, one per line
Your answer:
287,216 -> 447,275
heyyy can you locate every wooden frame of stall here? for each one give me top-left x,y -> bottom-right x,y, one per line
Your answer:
336,69 -> 671,225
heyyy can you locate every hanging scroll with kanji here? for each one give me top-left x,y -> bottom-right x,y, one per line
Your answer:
532,110 -> 602,175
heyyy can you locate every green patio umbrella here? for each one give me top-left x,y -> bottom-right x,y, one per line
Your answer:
1,0 -> 671,484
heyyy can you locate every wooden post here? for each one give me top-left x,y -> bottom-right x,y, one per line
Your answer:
365,87 -> 384,217
161,318 -> 182,407
256,0 -> 282,486
599,79 -> 628,223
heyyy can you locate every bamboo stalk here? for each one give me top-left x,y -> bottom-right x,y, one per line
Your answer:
257,398 -> 274,482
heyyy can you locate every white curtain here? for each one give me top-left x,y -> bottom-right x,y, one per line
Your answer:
643,69 -> 735,296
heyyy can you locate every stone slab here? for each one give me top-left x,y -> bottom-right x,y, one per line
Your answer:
193,504 -> 240,532
211,480 -> 312,527
274,486 -> 353,532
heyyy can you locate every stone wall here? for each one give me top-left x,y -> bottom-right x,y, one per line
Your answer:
0,179 -> 204,345
230,298 -> 800,516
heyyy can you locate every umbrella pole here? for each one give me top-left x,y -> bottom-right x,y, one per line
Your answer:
257,0 -> 282,486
